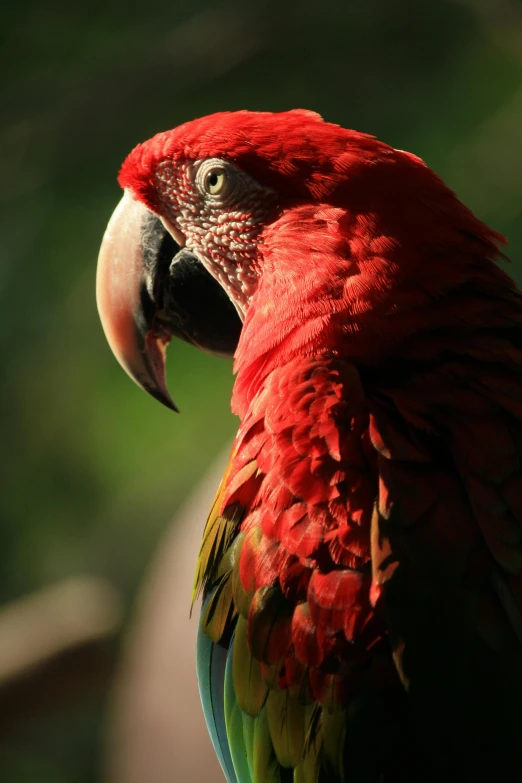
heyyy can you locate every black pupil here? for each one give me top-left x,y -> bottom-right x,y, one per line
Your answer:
207,171 -> 220,188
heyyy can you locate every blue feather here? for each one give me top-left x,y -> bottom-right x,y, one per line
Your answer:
196,598 -> 238,783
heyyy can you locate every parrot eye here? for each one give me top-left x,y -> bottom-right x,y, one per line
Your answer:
204,168 -> 227,196
195,159 -> 234,199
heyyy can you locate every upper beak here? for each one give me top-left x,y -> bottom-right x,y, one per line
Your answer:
96,191 -> 176,409
96,191 -> 241,410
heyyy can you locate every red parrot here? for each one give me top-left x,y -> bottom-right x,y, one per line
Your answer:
97,110 -> 522,783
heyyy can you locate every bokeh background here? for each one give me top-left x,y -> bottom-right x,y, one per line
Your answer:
2,1 -> 522,780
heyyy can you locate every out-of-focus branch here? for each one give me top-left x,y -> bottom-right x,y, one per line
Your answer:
0,577 -> 124,735
106,448 -> 231,783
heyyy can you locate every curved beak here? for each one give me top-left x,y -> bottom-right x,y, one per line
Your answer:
96,191 -> 241,410
96,191 -> 176,409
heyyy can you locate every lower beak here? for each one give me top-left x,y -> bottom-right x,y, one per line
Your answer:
96,191 -> 242,410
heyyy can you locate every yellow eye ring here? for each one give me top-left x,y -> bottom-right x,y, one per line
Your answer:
204,168 -> 227,196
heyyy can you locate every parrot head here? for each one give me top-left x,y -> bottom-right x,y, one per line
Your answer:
97,109 -> 504,412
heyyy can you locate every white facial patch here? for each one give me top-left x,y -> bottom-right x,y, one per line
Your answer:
154,157 -> 278,318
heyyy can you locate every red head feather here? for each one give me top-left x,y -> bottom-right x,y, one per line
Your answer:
119,109 -> 399,209
118,110 -> 509,416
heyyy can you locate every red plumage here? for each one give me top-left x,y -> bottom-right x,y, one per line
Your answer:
114,110 -> 522,781
221,355 -> 384,702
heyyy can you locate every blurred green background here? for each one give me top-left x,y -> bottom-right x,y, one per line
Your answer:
1,0 -> 521,780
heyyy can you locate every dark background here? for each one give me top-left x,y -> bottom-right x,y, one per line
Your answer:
1,1 -> 521,780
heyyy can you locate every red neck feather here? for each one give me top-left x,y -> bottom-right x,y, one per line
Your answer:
232,176 -> 507,419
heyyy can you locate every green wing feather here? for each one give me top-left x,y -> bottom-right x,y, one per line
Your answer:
266,689 -> 315,769
233,615 -> 269,716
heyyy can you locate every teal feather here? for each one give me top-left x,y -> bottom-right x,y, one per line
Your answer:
196,595 -> 238,783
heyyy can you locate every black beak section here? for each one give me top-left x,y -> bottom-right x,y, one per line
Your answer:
144,216 -> 242,359
96,191 -> 242,410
